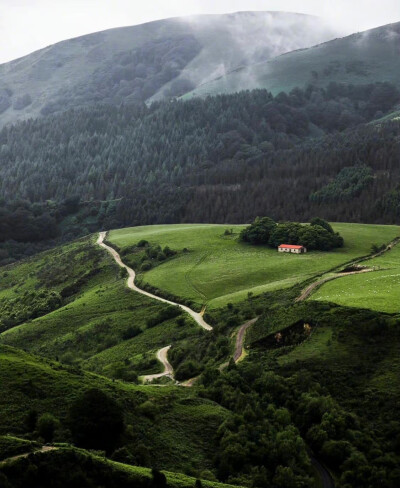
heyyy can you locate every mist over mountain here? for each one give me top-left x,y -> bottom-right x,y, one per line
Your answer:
0,11 -> 338,127
185,21 -> 400,97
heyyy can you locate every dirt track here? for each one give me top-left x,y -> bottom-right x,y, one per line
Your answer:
233,318 -> 258,362
97,232 -> 212,331
142,345 -> 174,382
296,268 -> 373,302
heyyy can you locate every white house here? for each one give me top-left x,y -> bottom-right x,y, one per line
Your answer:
278,244 -> 307,254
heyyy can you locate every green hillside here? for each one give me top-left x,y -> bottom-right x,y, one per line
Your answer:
312,239 -> 400,312
0,11 -> 337,127
1,446 -> 242,488
109,223 -> 400,308
0,344 -> 230,475
0,235 -> 201,379
185,22 -> 400,98
1,223 -> 400,486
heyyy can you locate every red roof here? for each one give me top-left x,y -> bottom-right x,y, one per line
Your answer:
278,244 -> 304,249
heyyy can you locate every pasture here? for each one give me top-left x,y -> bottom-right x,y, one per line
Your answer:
312,239 -> 400,313
109,223 -> 400,309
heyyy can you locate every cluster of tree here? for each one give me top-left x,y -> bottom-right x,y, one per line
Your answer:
120,240 -> 178,272
240,216 -> 344,250
310,165 -> 374,203
0,82 -> 399,251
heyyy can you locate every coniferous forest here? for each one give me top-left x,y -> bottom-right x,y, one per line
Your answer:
0,81 -> 399,262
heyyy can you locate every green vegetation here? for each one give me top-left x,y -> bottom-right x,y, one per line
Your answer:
0,12 -> 334,127
185,22 -> 400,98
0,344 -> 230,476
109,223 -> 399,308
310,166 -> 374,203
0,436 -> 36,461
0,447 -> 242,488
0,236 -> 200,379
1,220 -> 400,487
312,239 -> 400,312
240,216 -> 344,250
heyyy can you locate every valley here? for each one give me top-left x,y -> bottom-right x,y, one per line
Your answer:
1,5 -> 400,487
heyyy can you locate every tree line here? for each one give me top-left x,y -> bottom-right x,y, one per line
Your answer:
0,81 -> 399,258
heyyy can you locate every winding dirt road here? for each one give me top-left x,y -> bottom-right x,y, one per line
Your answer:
142,345 -> 174,382
97,232 -> 212,331
233,318 -> 258,362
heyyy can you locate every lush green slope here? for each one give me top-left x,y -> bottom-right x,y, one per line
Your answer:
0,12 -> 336,127
0,235 -> 200,379
185,22 -> 400,98
0,344 -> 229,475
312,240 -> 400,312
109,223 -> 400,308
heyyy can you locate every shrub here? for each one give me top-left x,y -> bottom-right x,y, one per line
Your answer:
68,389 -> 124,453
37,413 -> 59,443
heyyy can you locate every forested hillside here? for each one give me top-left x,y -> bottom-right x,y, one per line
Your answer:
0,81 -> 399,262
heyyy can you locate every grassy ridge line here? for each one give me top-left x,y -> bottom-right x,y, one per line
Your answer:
0,446 -> 242,488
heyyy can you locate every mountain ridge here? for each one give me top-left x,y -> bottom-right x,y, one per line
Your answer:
0,11 -> 338,127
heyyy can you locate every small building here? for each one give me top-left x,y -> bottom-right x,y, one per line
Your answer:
278,244 -> 307,254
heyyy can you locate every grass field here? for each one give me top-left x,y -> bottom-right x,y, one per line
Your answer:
311,240 -> 400,313
109,223 -> 400,309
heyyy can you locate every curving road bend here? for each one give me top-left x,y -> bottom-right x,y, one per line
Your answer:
233,318 -> 258,362
97,232 -> 212,331
142,345 -> 174,382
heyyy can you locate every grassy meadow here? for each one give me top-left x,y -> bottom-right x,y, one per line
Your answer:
312,238 -> 400,313
109,223 -> 400,309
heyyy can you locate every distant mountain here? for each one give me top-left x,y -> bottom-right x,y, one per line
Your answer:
0,11 -> 338,127
185,22 -> 400,98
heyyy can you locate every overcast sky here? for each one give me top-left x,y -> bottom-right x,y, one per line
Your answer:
1,0 -> 399,64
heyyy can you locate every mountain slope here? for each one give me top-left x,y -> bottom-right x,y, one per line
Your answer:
0,11 -> 338,127
185,21 -> 400,98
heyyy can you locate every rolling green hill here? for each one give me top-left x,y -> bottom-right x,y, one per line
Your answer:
0,11 -> 337,127
0,235 -> 201,379
1,222 -> 400,487
0,343 -> 231,476
108,223 -> 400,308
311,238 -> 400,312
185,22 -> 400,98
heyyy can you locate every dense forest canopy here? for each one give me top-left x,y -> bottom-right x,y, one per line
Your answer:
0,81 -> 399,262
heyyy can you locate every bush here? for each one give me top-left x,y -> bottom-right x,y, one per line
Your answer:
68,389 -> 124,453
37,413 -> 59,443
175,360 -> 202,381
